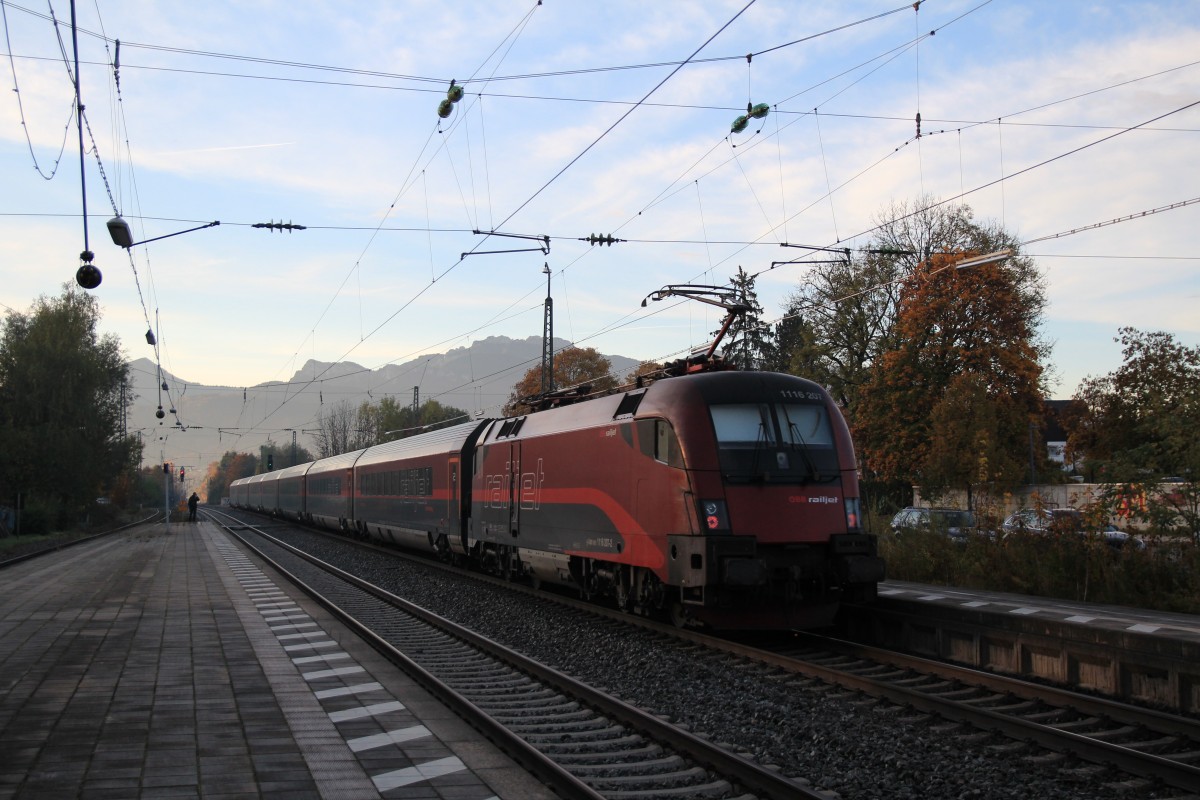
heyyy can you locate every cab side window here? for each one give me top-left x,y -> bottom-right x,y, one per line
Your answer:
636,418 -> 685,468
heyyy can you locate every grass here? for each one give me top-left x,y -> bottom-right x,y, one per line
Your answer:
0,529 -> 99,559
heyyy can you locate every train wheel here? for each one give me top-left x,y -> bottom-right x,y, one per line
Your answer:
612,565 -> 631,612
668,598 -> 690,628
498,545 -> 514,581
633,570 -> 665,618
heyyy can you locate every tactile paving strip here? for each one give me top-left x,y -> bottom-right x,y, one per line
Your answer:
207,531 -> 500,800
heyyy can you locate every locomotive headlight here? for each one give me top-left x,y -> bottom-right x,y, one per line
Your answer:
844,497 -> 862,532
700,499 -> 729,533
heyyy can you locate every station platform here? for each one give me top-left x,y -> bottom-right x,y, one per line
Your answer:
0,520 -> 558,799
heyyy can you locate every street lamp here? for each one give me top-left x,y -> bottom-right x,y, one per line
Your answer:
106,216 -> 220,249
954,248 -> 1013,270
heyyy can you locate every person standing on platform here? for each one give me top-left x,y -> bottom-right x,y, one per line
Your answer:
188,492 -> 199,522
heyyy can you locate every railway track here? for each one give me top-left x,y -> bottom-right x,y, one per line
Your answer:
206,507 -> 829,800
216,508 -> 1200,797
735,634 -> 1200,795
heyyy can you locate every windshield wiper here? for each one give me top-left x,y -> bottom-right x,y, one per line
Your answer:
749,421 -> 769,483
781,409 -> 822,482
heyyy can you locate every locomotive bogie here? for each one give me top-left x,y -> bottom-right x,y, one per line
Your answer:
520,549 -> 574,590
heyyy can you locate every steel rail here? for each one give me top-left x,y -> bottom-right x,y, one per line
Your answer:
206,509 -> 605,800
207,507 -> 827,800
222,508 -> 1200,792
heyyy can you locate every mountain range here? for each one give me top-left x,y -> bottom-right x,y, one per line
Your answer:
128,336 -> 640,476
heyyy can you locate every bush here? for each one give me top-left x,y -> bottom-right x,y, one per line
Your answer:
875,514 -> 1200,614
16,501 -> 52,537
87,500 -> 121,528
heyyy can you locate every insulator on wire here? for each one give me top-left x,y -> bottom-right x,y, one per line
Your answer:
437,99 -> 454,119
447,80 -> 464,104
749,103 -> 769,119
731,115 -> 749,134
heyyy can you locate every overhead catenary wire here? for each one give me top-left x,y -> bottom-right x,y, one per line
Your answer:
239,1 -> 761,435
2,0 -> 913,86
7,0 -> 1190,443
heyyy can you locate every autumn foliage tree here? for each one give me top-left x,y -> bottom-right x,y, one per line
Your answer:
624,360 -> 664,385
1064,329 -> 1200,542
504,347 -> 616,415
203,451 -> 258,504
1066,328 -> 1200,476
854,251 -> 1046,500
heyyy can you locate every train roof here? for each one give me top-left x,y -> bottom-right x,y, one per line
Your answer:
355,419 -> 492,467
485,370 -> 833,441
305,447 -> 369,476
275,461 -> 311,480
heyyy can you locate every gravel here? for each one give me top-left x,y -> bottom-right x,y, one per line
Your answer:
255,523 -> 1182,800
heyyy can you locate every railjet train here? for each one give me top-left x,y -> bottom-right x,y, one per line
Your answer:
230,370 -> 883,629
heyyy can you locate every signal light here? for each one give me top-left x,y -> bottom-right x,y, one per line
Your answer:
700,499 -> 729,532
266,454 -> 274,471
163,463 -> 170,474
179,467 -> 185,483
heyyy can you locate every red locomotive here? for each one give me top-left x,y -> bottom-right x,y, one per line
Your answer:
230,368 -> 882,630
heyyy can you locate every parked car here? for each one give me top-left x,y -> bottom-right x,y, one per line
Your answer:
891,507 -> 978,542
1001,509 -> 1146,550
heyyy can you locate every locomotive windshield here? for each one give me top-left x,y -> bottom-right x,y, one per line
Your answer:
709,401 -> 838,483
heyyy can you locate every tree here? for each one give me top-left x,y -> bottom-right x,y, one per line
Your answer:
920,373 -> 1029,505
259,441 -> 315,473
624,360 -> 664,386
1065,328 -> 1200,542
504,347 -> 616,416
375,397 -> 470,441
777,197 -> 1047,417
1067,329 -> 1200,475
0,285 -> 141,530
203,451 -> 258,504
312,399 -> 368,458
717,267 -> 775,370
854,250 -> 1046,496
777,253 -> 902,409
311,396 -> 470,457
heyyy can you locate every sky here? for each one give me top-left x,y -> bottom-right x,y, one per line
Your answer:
2,1 -> 1198,435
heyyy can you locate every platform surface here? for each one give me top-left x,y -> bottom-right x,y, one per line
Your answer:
0,521 -> 557,799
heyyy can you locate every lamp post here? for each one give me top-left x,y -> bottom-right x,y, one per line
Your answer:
541,263 -> 554,394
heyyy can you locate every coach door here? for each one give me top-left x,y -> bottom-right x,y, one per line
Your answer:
448,457 -> 460,532
507,442 -> 521,537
